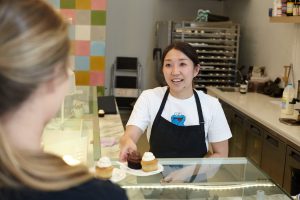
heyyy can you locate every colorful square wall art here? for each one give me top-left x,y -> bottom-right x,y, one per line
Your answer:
47,0 -> 106,88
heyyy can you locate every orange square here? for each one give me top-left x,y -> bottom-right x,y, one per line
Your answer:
75,71 -> 90,85
75,0 -> 91,10
90,56 -> 105,71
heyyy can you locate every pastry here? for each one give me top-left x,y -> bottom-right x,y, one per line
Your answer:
98,109 -> 105,117
127,151 -> 142,169
95,156 -> 113,179
141,152 -> 158,172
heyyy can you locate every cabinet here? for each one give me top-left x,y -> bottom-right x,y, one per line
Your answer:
228,109 -> 247,157
245,120 -> 264,167
219,100 -> 246,157
219,100 -> 286,188
171,21 -> 240,90
220,100 -> 233,125
261,130 -> 286,187
283,146 -> 300,195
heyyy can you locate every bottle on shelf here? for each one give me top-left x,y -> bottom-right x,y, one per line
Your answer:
273,0 -> 278,16
281,83 -> 295,115
282,0 -> 287,16
296,0 -> 300,15
277,0 -> 283,16
287,0 -> 294,16
293,0 -> 299,16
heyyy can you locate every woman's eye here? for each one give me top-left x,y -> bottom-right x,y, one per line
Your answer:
180,62 -> 187,66
164,63 -> 171,67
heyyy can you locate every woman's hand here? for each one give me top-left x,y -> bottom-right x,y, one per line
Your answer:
118,125 -> 143,162
119,135 -> 137,162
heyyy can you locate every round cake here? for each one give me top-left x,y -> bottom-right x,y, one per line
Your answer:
141,152 -> 158,172
95,156 -> 113,179
127,151 -> 142,169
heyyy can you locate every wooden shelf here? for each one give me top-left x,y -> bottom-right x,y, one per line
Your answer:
269,16 -> 300,23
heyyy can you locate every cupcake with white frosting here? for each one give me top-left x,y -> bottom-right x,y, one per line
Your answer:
95,156 -> 113,179
141,152 -> 158,172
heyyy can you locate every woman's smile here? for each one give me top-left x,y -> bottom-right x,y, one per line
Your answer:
171,78 -> 184,84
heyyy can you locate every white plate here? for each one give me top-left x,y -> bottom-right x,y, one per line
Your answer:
118,162 -> 164,176
90,167 -> 126,183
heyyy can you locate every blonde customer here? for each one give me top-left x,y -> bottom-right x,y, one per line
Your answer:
0,0 -> 127,199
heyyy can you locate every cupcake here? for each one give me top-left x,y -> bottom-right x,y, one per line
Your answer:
127,151 -> 142,170
95,156 -> 113,179
141,152 -> 158,172
98,109 -> 105,117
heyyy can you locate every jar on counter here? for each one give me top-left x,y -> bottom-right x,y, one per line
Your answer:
239,81 -> 248,94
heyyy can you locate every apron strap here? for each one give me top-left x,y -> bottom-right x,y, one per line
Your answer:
155,87 -> 170,118
193,89 -> 205,124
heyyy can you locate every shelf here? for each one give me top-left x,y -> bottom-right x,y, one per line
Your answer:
269,16 -> 300,23
171,21 -> 240,88
111,57 -> 142,109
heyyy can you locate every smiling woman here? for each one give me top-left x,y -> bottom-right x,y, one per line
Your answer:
119,41 -> 232,162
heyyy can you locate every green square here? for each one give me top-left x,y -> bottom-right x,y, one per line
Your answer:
97,86 -> 105,96
60,0 -> 75,9
91,11 -> 106,25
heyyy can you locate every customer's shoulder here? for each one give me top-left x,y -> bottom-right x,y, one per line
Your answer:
0,179 -> 127,200
78,178 -> 127,199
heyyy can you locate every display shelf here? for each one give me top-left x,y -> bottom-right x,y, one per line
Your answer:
269,16 -> 300,23
171,21 -> 240,89
110,57 -> 142,109
118,158 -> 292,199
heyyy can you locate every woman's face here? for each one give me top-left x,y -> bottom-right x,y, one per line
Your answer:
162,49 -> 199,98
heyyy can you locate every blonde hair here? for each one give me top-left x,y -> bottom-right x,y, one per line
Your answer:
0,0 -> 93,191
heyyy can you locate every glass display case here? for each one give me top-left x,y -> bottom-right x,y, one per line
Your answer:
41,86 -> 292,199
42,86 -> 101,166
116,158 -> 292,200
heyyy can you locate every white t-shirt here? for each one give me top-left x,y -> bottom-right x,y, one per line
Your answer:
126,86 -> 232,149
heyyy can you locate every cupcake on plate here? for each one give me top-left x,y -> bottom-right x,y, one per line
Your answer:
141,152 -> 158,172
127,151 -> 142,170
95,156 -> 113,179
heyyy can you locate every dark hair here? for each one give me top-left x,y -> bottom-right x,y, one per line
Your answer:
161,42 -> 199,67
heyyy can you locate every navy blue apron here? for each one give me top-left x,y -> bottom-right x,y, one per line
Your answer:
149,88 -> 207,158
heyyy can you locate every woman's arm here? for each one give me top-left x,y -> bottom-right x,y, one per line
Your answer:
209,140 -> 229,158
119,125 -> 143,161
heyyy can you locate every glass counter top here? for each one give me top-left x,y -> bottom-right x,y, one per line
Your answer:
42,86 -> 101,167
110,158 -> 292,200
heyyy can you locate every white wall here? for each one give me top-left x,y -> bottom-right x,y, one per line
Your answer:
105,0 -> 224,94
224,0 -> 300,90
106,0 -> 300,95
